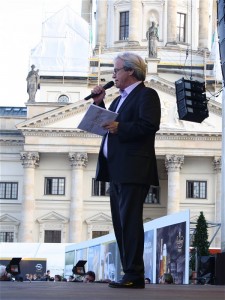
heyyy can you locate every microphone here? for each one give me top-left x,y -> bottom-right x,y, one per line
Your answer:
84,81 -> 114,100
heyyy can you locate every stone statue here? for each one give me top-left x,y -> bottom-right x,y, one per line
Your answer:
26,65 -> 40,102
146,22 -> 159,58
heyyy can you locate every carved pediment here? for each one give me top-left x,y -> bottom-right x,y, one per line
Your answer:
114,0 -> 130,6
85,213 -> 112,225
16,91 -> 117,132
37,211 -> 68,224
0,214 -> 20,225
16,100 -> 90,130
15,76 -> 222,135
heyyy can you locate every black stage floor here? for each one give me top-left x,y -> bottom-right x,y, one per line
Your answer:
0,281 -> 225,300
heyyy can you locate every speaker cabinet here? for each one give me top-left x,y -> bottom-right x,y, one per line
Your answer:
215,252 -> 225,285
175,78 -> 209,123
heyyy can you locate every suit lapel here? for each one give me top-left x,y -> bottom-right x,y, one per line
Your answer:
110,95 -> 121,112
117,83 -> 144,113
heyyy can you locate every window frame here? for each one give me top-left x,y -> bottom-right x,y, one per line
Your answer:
145,185 -> 160,204
177,12 -> 186,42
44,177 -> 65,195
92,231 -> 109,239
44,230 -> 61,243
92,179 -> 110,196
0,231 -> 14,242
186,180 -> 207,199
119,11 -> 129,40
0,182 -> 18,200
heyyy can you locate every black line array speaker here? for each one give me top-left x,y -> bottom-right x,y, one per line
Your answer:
217,0 -> 225,82
175,77 -> 209,123
215,252 -> 225,285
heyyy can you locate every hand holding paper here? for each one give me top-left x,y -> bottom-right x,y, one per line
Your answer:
77,104 -> 118,136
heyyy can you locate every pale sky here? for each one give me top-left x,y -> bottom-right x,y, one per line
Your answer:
0,0 -> 81,107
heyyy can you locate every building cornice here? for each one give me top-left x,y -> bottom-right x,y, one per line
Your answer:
0,141 -> 24,146
19,129 -> 98,138
1,128 -> 221,141
157,131 -> 221,141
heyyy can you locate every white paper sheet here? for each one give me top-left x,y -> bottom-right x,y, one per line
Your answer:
77,104 -> 118,136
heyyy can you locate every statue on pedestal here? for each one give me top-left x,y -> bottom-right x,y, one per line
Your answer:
146,22 -> 159,58
26,65 -> 40,102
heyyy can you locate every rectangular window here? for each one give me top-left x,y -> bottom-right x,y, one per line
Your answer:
0,232 -> 14,242
186,181 -> 207,199
92,231 -> 109,239
90,60 -> 99,67
92,179 -> 110,196
44,230 -> 61,243
45,178 -> 65,195
119,11 -> 129,40
145,186 -> 160,204
0,182 -> 18,199
177,13 -> 186,42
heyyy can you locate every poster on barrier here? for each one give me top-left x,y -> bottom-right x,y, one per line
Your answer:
87,245 -> 101,280
144,230 -> 154,283
100,241 -> 117,281
65,210 -> 190,284
156,222 -> 186,284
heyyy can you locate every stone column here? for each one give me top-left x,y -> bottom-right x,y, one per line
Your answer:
167,0 -> 177,44
19,152 -> 39,242
198,0 -> 209,49
68,152 -> 88,243
213,156 -> 222,248
128,0 -> 140,45
165,155 -> 184,215
95,0 -> 107,49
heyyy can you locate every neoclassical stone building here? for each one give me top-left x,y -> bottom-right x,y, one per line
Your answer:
0,0 -> 223,248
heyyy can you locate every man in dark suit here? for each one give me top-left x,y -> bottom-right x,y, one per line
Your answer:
92,52 -> 161,289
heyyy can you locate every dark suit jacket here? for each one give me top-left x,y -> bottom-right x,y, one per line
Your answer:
96,82 -> 161,185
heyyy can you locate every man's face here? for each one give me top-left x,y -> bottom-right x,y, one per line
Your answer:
112,58 -> 132,90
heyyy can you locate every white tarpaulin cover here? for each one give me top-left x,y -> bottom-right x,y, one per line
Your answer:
30,6 -> 90,76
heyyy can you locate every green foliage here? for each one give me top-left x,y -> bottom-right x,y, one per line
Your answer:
189,248 -> 196,271
192,211 -> 210,256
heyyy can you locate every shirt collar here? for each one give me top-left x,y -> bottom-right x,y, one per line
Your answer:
120,81 -> 142,97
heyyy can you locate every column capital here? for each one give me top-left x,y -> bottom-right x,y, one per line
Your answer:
165,154 -> 184,172
20,152 -> 39,168
213,156 -> 222,171
69,152 -> 88,168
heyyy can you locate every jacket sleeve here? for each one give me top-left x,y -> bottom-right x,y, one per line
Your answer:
117,88 -> 161,142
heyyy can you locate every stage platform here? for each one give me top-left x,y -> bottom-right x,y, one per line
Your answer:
0,281 -> 224,300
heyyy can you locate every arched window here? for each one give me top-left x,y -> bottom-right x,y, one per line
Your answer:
58,94 -> 69,103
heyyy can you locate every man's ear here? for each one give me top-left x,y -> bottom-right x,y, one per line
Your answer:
127,69 -> 134,76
